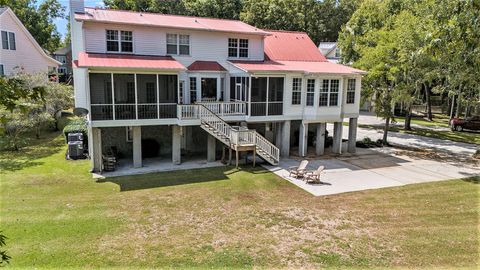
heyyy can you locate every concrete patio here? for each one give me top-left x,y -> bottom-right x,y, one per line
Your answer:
264,148 -> 479,196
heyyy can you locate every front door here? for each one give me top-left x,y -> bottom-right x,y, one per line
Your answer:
201,78 -> 217,102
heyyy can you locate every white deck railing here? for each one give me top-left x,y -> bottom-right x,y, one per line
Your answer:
178,102 -> 246,120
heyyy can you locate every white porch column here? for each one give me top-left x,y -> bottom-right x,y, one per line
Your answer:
132,126 -> 142,168
91,127 -> 102,172
299,122 -> 308,157
207,134 -> 216,162
281,120 -> 291,157
348,118 -> 358,153
316,123 -> 326,156
332,122 -> 343,154
172,125 -> 181,165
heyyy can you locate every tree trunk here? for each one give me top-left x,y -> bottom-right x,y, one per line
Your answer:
455,96 -> 461,118
404,105 -> 412,130
424,83 -> 433,121
383,117 -> 390,145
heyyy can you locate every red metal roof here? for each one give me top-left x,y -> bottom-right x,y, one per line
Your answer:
264,30 -> 327,62
187,61 -> 226,71
230,60 -> 366,75
76,8 -> 269,36
77,52 -> 185,70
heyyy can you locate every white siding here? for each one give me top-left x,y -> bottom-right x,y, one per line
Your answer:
83,22 -> 264,72
0,11 -> 58,75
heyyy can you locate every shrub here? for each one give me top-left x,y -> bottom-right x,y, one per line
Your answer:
63,117 -> 88,143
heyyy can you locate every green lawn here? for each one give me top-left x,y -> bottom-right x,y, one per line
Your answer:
1,133 -> 479,269
394,114 -> 450,128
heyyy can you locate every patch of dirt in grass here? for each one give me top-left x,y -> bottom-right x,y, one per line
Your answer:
393,145 -> 480,168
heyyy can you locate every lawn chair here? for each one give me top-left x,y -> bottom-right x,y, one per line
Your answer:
288,160 -> 309,178
304,165 -> 325,184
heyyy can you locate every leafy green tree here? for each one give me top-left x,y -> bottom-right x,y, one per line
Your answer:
0,0 -> 66,52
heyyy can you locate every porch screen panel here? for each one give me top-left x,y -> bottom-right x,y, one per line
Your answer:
137,74 -> 157,119
251,77 -> 267,116
113,74 -> 136,120
268,77 -> 284,115
230,77 -> 249,101
89,73 -> 113,120
158,75 -> 178,118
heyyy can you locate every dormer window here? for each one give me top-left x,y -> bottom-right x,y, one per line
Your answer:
106,30 -> 133,53
228,38 -> 248,58
167,34 -> 190,55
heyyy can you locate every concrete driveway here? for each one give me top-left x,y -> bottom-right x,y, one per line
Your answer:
264,148 -> 479,196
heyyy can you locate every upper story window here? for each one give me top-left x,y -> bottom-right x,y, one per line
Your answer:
106,30 -> 133,53
346,79 -> 356,104
167,34 -> 190,55
55,55 -> 67,64
306,79 -> 315,106
1,31 -> 16,50
291,78 -> 302,105
0,64 -> 4,76
228,38 -> 248,58
319,79 -> 340,107
334,47 -> 341,58
189,77 -> 197,103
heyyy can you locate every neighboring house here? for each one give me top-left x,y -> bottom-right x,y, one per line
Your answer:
69,0 -> 365,173
318,42 -> 341,63
52,44 -> 73,83
0,7 -> 60,76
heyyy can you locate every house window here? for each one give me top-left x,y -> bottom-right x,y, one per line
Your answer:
306,79 -> 315,106
1,31 -> 15,50
346,79 -> 356,104
106,30 -> 133,52
179,80 -> 185,104
55,55 -> 67,64
319,80 -> 329,107
189,77 -> 197,103
126,126 -> 133,142
58,67 -> 67,74
291,78 -> 302,105
0,64 -> 4,76
329,79 -> 339,106
228,38 -> 248,58
167,34 -> 190,55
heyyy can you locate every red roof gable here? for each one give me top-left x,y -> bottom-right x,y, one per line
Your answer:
77,53 -> 185,70
76,8 -> 269,36
264,30 -> 327,62
187,61 -> 226,71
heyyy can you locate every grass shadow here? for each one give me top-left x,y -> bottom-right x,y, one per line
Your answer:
461,176 -> 479,184
97,166 -> 235,192
0,131 -> 65,172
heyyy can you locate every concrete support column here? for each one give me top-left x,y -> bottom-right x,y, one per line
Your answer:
298,122 -> 308,157
132,126 -> 142,168
172,125 -> 181,165
91,127 -> 102,172
281,120 -> 291,157
348,118 -> 358,153
207,134 -> 216,162
332,122 -> 343,154
316,123 -> 326,156
275,122 -> 282,148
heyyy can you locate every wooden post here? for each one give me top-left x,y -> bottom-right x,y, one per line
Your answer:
253,148 -> 256,167
229,147 -> 232,165
235,149 -> 239,168
221,146 -> 226,164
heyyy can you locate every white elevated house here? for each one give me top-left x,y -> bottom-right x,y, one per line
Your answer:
318,42 -> 341,64
69,0 -> 365,173
0,7 -> 60,76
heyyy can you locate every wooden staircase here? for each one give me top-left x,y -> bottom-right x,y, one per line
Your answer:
197,104 -> 279,165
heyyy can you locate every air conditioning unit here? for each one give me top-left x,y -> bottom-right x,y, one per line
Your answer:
68,141 -> 85,160
68,132 -> 83,142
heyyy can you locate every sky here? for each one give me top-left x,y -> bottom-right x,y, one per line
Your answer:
43,0 -> 104,39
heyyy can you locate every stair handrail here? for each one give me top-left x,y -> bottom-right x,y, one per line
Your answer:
197,104 -> 232,142
253,131 -> 280,162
